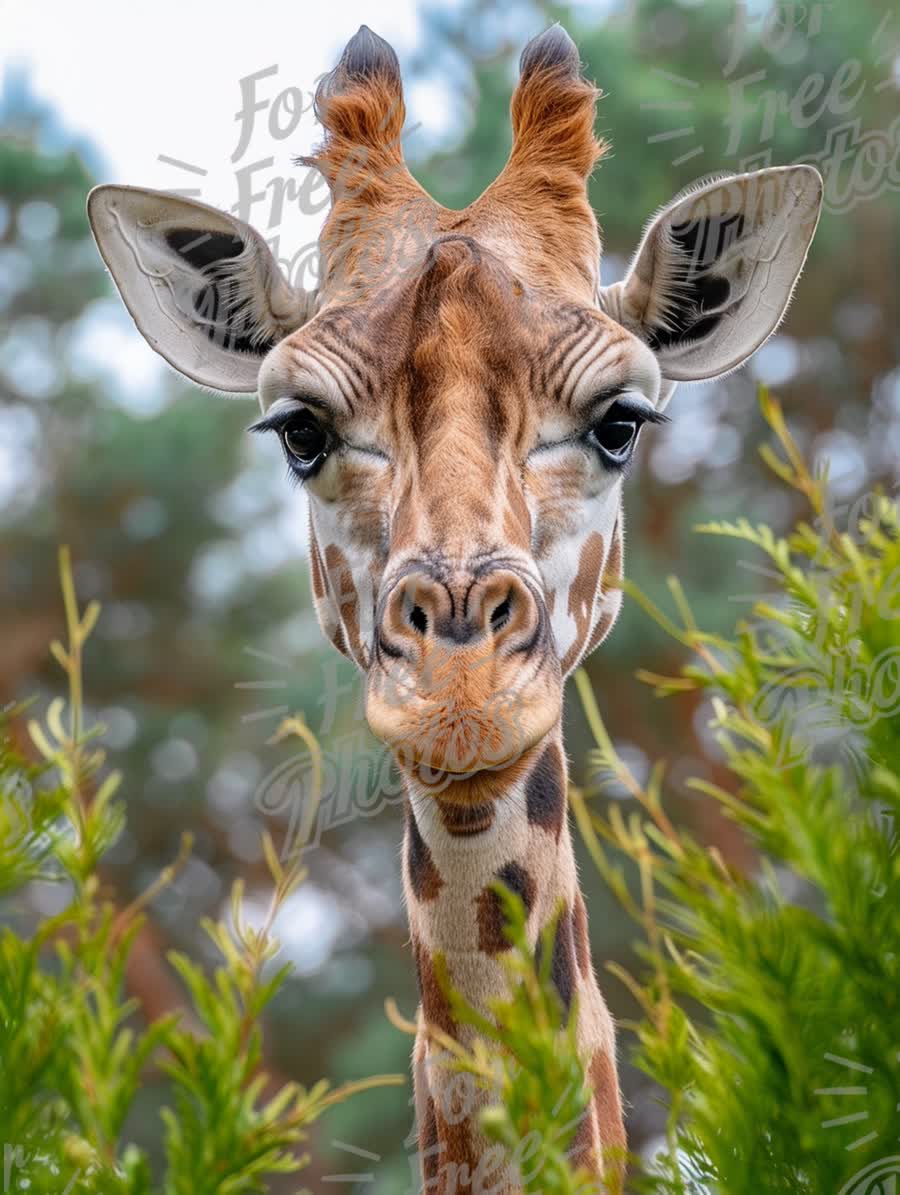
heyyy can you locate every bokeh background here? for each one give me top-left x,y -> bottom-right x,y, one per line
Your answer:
2,0 -> 898,1188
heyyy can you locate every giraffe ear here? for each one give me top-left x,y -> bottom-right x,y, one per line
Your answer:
598,166 -> 823,382
87,186 -> 316,393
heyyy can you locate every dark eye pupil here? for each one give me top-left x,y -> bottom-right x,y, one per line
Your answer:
597,421 -> 636,454
284,416 -> 327,463
592,403 -> 640,459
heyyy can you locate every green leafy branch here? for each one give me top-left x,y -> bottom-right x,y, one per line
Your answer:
0,549 -> 403,1195
569,388 -> 900,1194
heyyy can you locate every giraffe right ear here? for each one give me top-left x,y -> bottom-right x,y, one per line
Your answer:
598,167 -> 822,383
87,186 -> 316,393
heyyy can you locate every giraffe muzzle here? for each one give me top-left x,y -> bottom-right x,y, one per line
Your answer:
366,565 -> 561,778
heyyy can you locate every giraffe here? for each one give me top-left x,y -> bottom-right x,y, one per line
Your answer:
87,23 -> 823,1192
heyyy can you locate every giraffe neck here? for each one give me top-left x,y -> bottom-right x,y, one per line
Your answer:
403,727 -> 585,1012
402,726 -> 620,1191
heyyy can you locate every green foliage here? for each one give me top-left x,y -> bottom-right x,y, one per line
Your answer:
0,551 -> 400,1195
576,391 -> 900,1193
451,392 -> 899,1193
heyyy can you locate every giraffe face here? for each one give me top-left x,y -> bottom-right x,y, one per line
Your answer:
255,234 -> 662,778
87,25 -> 822,784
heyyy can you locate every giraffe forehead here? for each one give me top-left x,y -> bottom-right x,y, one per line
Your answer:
388,237 -> 548,402
266,232 -> 645,432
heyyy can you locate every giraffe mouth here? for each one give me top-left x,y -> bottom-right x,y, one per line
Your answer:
369,691 -> 560,783
389,726 -> 534,780
405,748 -> 523,782
365,598 -> 563,779
405,748 -> 544,808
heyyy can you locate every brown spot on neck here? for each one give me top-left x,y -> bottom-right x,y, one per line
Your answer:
568,1099 -> 599,1173
433,1105 -> 482,1185
405,802 -> 444,901
476,860 -> 537,954
573,890 -> 592,979
436,798 -> 495,836
420,1095 -> 440,1183
550,905 -> 577,1012
412,936 -> 455,1036
590,1049 -> 627,1189
525,740 -> 566,838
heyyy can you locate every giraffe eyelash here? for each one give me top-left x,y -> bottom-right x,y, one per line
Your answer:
588,391 -> 671,426
247,403 -> 325,437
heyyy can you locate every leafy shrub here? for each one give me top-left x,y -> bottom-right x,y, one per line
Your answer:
0,550 -> 399,1194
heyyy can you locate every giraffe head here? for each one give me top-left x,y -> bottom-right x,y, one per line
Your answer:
88,25 -> 822,788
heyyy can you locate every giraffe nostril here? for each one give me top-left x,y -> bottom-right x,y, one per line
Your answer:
408,605 -> 429,636
384,569 -> 537,650
489,591 -> 512,635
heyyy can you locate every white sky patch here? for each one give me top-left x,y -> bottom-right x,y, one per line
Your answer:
0,403 -> 41,516
234,883 -> 366,976
2,0 -> 441,249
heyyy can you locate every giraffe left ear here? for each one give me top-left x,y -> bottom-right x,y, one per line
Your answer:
87,186 -> 315,393
598,166 -> 823,382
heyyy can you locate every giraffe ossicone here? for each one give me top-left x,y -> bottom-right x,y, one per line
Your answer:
88,20 -> 823,1191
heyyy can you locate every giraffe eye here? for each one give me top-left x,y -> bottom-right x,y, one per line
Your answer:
587,398 -> 663,467
593,417 -> 637,458
282,413 -> 330,471
588,402 -> 639,464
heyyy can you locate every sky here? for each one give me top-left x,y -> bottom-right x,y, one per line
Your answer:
1,0 -> 438,249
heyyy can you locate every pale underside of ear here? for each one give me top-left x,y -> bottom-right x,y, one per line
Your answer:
599,165 -> 823,382
87,186 -> 316,393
